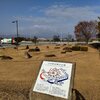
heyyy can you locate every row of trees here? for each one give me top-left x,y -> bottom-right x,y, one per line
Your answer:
53,34 -> 74,42
14,34 -> 74,44
1,18 -> 100,45
53,19 -> 100,43
14,36 -> 38,45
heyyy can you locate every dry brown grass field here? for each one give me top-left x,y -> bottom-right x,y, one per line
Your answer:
0,44 -> 100,100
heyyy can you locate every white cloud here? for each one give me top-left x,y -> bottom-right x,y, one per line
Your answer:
29,6 -> 40,11
44,5 -> 100,20
14,5 -> 100,37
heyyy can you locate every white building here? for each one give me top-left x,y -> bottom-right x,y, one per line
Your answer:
1,38 -> 15,44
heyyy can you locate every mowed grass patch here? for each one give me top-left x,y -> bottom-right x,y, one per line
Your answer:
0,45 -> 100,100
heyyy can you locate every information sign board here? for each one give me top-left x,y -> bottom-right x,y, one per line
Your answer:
32,61 -> 75,99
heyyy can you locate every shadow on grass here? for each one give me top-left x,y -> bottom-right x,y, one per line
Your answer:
73,89 -> 86,100
0,80 -> 32,100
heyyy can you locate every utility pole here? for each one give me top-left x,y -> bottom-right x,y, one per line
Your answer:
12,20 -> 19,50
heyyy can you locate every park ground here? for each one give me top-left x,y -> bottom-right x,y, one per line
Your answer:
0,44 -> 100,100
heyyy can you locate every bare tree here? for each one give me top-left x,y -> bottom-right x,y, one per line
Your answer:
74,21 -> 98,43
65,34 -> 74,42
53,35 -> 60,42
97,21 -> 100,41
32,36 -> 38,45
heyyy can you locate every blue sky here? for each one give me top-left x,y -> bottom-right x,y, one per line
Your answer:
0,0 -> 100,38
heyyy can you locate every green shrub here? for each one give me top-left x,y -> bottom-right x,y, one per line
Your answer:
63,47 -> 69,50
71,46 -> 88,51
63,47 -> 72,50
62,44 -> 67,46
61,50 -> 66,54
54,46 -> 60,49
72,46 -> 80,51
28,47 -> 40,52
80,46 -> 88,51
66,49 -> 72,52
35,47 -> 40,51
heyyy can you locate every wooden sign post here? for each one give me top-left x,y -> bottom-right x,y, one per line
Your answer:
30,61 -> 76,100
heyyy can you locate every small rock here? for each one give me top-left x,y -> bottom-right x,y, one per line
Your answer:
26,45 -> 29,49
45,54 -> 56,57
0,55 -> 13,60
24,51 -> 32,59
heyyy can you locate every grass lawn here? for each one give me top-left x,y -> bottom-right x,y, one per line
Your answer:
0,44 -> 100,100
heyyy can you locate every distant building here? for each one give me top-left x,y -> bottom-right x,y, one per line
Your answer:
1,38 -> 15,44
38,38 -> 48,41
